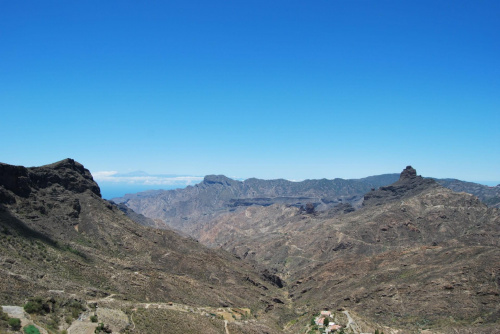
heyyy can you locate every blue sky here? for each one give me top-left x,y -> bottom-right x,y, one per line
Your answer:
1,1 -> 499,194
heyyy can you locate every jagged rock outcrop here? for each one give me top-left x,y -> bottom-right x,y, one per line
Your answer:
363,165 -> 437,207
0,158 -> 101,199
400,165 -> 417,179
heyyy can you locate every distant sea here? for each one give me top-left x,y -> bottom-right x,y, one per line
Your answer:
99,183 -> 188,200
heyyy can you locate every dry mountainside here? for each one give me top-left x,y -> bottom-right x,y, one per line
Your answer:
1,160 -> 499,334
112,173 -> 402,234
113,171 -> 500,236
192,167 -> 500,333
0,159 -> 290,334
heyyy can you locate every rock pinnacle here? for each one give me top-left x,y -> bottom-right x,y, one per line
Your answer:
400,166 -> 417,180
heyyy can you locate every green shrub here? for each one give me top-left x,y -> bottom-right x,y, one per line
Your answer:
47,314 -> 59,330
24,300 -> 43,314
69,300 -> 85,319
94,322 -> 105,333
90,315 -> 98,323
8,318 -> 21,331
23,324 -> 41,334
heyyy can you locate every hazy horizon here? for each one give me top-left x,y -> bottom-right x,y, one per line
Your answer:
94,168 -> 500,200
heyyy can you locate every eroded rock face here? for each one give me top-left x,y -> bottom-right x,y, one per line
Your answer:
0,158 -> 101,199
363,166 -> 437,207
400,165 -> 417,180
0,163 -> 31,197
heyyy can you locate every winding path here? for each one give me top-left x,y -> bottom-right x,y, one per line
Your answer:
342,310 -> 360,334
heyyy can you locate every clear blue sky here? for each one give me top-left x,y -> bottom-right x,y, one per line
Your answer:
1,1 -> 499,185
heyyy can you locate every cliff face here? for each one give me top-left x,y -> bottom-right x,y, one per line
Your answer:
0,158 -> 101,199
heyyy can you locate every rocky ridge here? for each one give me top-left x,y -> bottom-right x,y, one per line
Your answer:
0,159 -> 290,333
434,178 -> 500,208
363,166 -> 438,207
113,168 -> 500,236
112,173 -> 401,234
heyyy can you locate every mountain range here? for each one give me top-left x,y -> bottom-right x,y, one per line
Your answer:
192,167 -> 500,333
1,160 -> 499,333
112,171 -> 500,236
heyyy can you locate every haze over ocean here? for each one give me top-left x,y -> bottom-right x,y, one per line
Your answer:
1,1 -> 499,193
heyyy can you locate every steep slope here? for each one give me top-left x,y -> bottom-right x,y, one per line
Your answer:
195,167 -> 500,333
112,173 -> 401,233
113,201 -> 170,230
0,159 -> 289,332
435,178 -> 500,208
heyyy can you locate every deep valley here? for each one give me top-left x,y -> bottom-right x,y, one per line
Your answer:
1,160 -> 498,334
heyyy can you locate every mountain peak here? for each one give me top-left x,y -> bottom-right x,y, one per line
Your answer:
363,166 -> 437,207
41,158 -> 86,173
400,165 -> 417,180
202,174 -> 239,187
0,159 -> 101,199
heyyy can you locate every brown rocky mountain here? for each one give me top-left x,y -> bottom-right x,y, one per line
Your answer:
112,171 -> 500,237
194,167 -> 500,333
434,178 -> 500,208
111,173 -> 402,234
2,160 -> 498,334
0,159 -> 291,333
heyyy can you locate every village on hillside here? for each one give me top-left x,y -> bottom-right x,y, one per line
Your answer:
310,310 -> 385,334
311,310 -> 344,333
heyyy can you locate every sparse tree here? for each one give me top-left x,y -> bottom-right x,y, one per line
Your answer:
8,318 -> 21,331
305,202 -> 315,214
